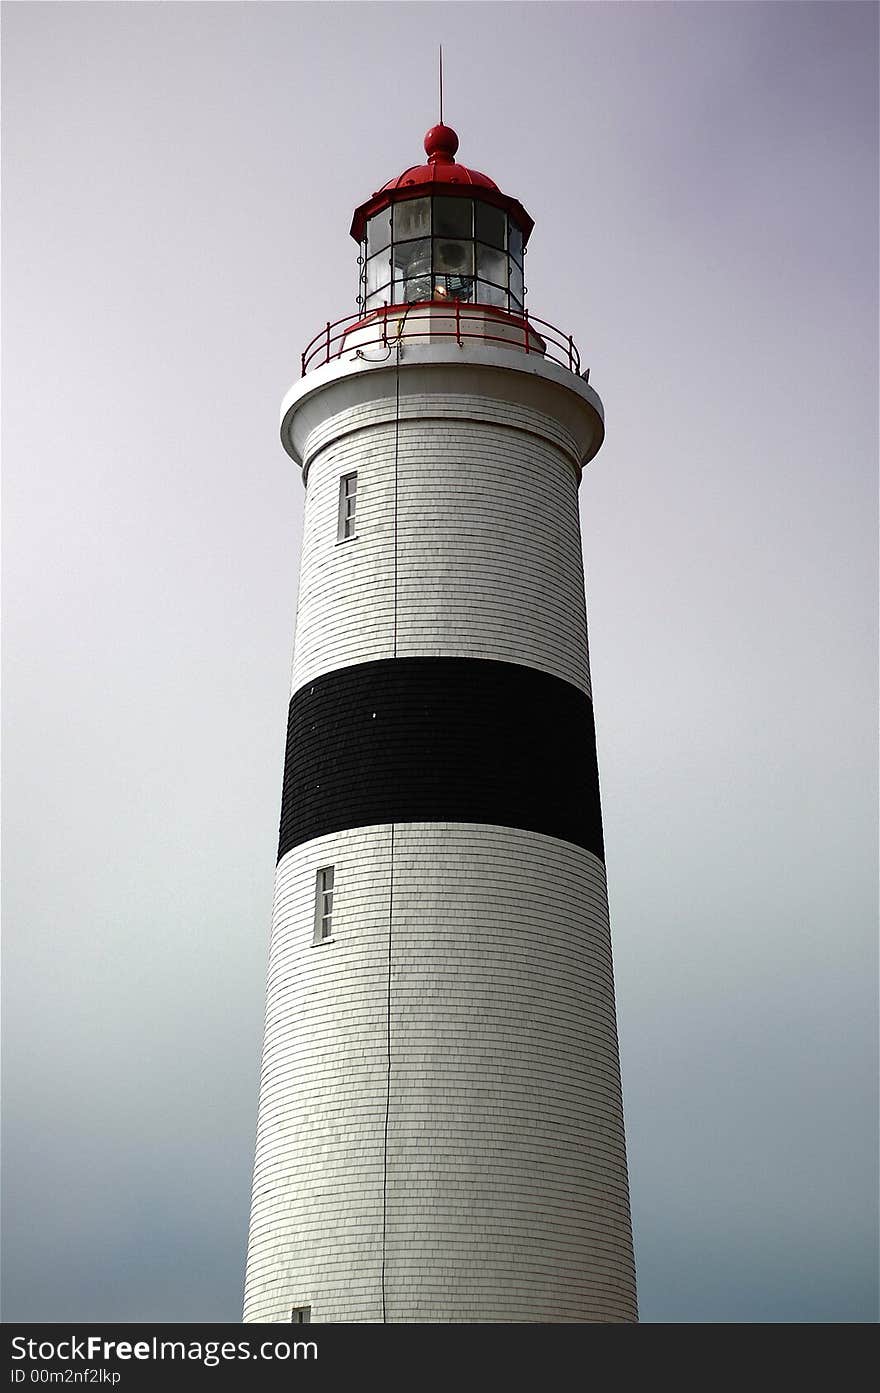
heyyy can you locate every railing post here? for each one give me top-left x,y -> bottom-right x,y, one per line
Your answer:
382,310 -> 388,348
568,335 -> 574,372
325,321 -> 331,365
455,297 -> 461,346
301,350 -> 306,377
524,310 -> 530,354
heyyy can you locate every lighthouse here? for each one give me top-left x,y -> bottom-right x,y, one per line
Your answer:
243,123 -> 638,1324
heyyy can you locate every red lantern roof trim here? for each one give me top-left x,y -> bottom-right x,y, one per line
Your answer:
349,124 -> 535,245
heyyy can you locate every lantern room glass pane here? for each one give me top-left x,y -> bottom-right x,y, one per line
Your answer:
436,274 -> 474,302
393,197 -> 430,242
510,258 -> 524,306
365,285 -> 391,311
508,221 -> 523,266
475,202 -> 506,250
433,196 -> 472,239
434,239 -> 474,276
393,237 -> 431,277
475,280 -> 506,309
366,250 -> 392,297
398,274 -> 432,304
394,232 -> 432,304
366,207 -> 392,257
476,243 -> 507,287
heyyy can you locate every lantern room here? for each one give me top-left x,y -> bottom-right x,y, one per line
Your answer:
350,124 -> 534,316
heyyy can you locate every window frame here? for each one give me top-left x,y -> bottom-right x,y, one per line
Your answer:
313,866 -> 334,945
337,472 -> 357,543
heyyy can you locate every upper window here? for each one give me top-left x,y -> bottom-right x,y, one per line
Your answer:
291,1306 -> 311,1323
359,196 -> 526,315
314,867 -> 334,944
337,472 -> 357,542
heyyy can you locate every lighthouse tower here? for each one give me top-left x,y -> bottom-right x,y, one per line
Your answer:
243,124 -> 637,1324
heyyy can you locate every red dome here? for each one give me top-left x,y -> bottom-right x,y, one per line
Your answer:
379,123 -> 499,193
350,126 -> 534,245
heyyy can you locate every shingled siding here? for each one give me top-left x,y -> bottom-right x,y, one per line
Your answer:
243,823 -> 637,1324
245,351 -> 636,1323
276,656 -> 604,862
289,395 -> 592,700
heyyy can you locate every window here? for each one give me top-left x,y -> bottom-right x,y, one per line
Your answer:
337,473 -> 357,542
475,201 -> 506,250
366,205 -> 391,257
360,198 -> 528,314
291,1306 -> 311,1323
365,253 -> 391,300
392,238 -> 431,305
509,258 -> 524,313
394,197 -> 431,241
434,196 -> 472,239
314,867 -> 334,943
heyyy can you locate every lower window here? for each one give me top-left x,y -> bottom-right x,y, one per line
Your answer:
313,866 -> 334,943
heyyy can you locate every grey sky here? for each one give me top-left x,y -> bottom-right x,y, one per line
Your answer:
2,1 -> 877,1323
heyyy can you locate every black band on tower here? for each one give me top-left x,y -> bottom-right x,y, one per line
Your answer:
277,657 -> 605,862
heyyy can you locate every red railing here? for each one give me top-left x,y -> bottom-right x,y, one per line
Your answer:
300,302 -> 585,378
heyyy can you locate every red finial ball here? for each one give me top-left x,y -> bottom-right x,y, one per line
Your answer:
424,124 -> 459,163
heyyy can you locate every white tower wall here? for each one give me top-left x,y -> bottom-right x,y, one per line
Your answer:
289,375 -> 594,696
245,824 -> 633,1323
244,344 -> 637,1323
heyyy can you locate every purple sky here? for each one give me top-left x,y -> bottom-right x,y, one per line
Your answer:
3,2 -> 877,1323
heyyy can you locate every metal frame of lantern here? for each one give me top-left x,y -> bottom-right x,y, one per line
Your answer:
357,194 -> 528,314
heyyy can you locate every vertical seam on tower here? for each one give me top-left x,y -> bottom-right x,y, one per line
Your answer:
393,344 -> 400,659
381,344 -> 401,1323
380,820 -> 394,1323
